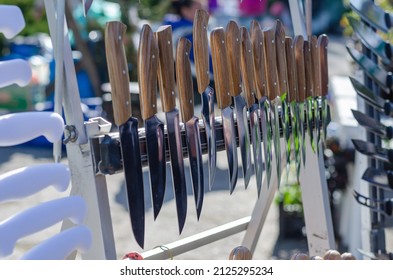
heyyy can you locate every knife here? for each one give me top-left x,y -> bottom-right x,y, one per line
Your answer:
263,24 -> 282,186
293,35 -> 307,166
155,25 -> 188,233
250,20 -> 272,188
105,21 -> 145,248
239,26 -> 263,196
304,39 -> 316,153
351,109 -> 393,139
310,35 -> 321,151
284,36 -> 301,180
225,20 -> 252,189
362,167 -> 393,189
317,34 -> 329,144
176,37 -> 204,220
193,9 -> 217,190
274,20 -> 291,178
349,76 -> 393,117
210,27 -> 238,194
352,139 -> 393,163
137,24 -> 166,226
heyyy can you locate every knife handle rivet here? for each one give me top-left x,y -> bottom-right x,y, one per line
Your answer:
167,41 -> 171,45
123,70 -> 126,75
185,52 -> 188,56
227,92 -> 230,96
203,26 -> 206,30
281,40 -> 284,44
118,35 -> 122,40
152,55 -> 155,59
153,104 -> 156,108
260,42 -> 262,45
272,39 -> 275,44
236,38 -> 239,42
274,82 -> 277,86
189,99 -> 192,104
239,84 -> 242,88
222,40 -> 224,44
248,49 -> 251,53
206,70 -> 209,75
172,91 -> 175,95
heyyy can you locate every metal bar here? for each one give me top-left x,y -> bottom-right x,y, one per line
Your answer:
141,217 -> 250,260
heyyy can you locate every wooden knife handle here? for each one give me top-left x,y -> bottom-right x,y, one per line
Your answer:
193,9 -> 210,94
263,25 -> 279,100
303,40 -> 313,98
250,20 -> 266,101
105,21 -> 131,126
155,25 -> 176,112
310,35 -> 321,97
285,36 -> 297,103
225,20 -> 242,97
318,34 -> 329,97
240,26 -> 257,108
293,35 -> 305,102
176,37 -> 194,122
274,20 -> 288,95
210,27 -> 232,109
138,24 -> 159,120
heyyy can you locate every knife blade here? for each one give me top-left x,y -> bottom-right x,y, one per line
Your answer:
274,20 -> 291,179
225,20 -> 252,189
155,25 -> 188,233
250,20 -> 272,188
293,35 -> 307,166
210,27 -> 239,194
240,26 -> 263,196
352,138 -> 393,162
351,109 -> 393,139
263,24 -> 282,186
310,35 -> 321,151
362,167 -> 393,189
349,76 -> 393,117
176,37 -> 204,220
317,34 -> 329,144
284,36 -> 301,181
193,9 -> 217,190
105,21 -> 145,248
137,24 -> 166,226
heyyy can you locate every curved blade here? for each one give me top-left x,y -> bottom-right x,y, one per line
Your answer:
352,139 -> 392,162
144,116 -> 166,220
120,118 -> 145,248
222,107 -> 238,193
201,86 -> 216,190
259,97 -> 272,188
352,109 -> 392,139
234,95 -> 252,188
185,117 -> 204,219
362,167 -> 393,189
250,105 -> 263,196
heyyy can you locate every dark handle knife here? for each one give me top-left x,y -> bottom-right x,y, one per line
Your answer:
105,21 -> 145,248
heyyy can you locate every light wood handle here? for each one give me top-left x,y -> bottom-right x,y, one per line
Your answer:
250,20 -> 266,101
225,20 -> 242,96
193,9 -> 210,94
240,26 -> 257,108
285,36 -> 297,103
210,27 -> 232,109
263,26 -> 279,100
303,40 -> 313,98
274,20 -> 288,95
310,35 -> 321,97
294,36 -> 305,102
138,24 -> 159,120
155,25 -> 176,112
318,34 -> 329,97
176,37 -> 194,122
105,21 -> 131,126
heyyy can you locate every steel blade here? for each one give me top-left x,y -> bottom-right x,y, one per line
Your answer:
201,86 -> 217,190
299,101 -> 307,166
185,117 -> 204,220
234,95 -> 252,188
119,117 -> 145,248
291,101 -> 301,181
349,77 -> 385,110
321,97 -> 329,143
271,97 -> 282,186
306,96 -> 316,152
351,109 -> 393,139
281,93 -> 291,180
144,115 -> 166,220
362,167 -> 393,189
222,107 -> 238,194
250,105 -> 263,196
259,97 -> 272,188
166,109 -> 188,233
352,139 -> 392,162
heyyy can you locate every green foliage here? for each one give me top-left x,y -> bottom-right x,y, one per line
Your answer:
275,183 -> 303,213
136,0 -> 171,21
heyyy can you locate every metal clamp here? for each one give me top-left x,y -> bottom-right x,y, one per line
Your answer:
63,125 -> 78,144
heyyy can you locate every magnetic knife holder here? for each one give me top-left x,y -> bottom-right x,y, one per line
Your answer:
91,104 -> 324,176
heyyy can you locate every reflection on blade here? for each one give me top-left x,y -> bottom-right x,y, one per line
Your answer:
201,86 -> 216,190
222,107 -> 238,194
234,95 -> 252,188
272,96 -> 282,186
260,97 -> 272,188
306,96 -> 316,152
298,102 -> 306,166
145,115 -> 166,220
291,101 -> 301,181
352,139 -> 390,162
250,105 -> 263,196
281,93 -> 291,181
185,117 -> 204,219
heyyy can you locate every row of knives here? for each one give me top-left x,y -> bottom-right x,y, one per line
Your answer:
104,9 -> 330,248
